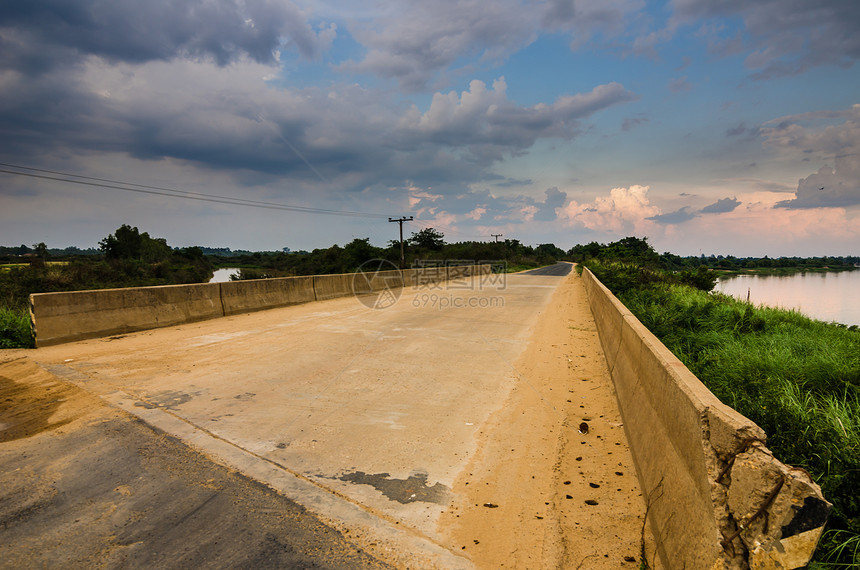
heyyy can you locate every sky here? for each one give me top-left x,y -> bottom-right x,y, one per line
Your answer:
1,0 -> 859,257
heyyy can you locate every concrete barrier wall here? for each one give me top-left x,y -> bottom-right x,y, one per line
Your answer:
403,264 -> 492,290
221,276 -> 315,316
408,266 -> 447,289
312,273 -> 357,301
367,269 -> 403,293
447,264 -> 471,284
31,265 -> 489,346
581,268 -> 830,569
30,282 -> 224,347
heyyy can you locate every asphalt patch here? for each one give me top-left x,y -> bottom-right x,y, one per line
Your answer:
339,471 -> 449,505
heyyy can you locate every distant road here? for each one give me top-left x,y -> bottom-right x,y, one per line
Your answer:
520,262 -> 573,276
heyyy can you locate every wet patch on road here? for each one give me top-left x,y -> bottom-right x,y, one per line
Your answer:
146,390 -> 198,409
339,471 -> 449,505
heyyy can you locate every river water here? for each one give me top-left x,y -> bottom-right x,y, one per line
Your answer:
209,267 -> 241,283
715,270 -> 860,327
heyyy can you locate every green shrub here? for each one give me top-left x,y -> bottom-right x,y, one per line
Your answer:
0,305 -> 34,348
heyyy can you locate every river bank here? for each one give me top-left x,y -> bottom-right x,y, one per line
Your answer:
715,265 -> 859,278
716,268 -> 860,327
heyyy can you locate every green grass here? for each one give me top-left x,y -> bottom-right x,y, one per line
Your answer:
0,305 -> 34,349
588,261 -> 860,566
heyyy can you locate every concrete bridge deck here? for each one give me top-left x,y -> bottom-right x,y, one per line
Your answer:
0,264 -> 646,568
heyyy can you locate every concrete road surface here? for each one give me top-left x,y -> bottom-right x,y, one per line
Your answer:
2,265 -> 644,568
0,356 -> 389,568
519,262 -> 573,276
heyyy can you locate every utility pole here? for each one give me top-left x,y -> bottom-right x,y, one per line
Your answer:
389,216 -> 413,269
491,233 -> 503,242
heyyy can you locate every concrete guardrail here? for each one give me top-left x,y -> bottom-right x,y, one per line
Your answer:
30,264 -> 492,347
220,276 -> 315,316
29,282 -> 224,347
312,273 -> 359,301
582,267 -> 830,569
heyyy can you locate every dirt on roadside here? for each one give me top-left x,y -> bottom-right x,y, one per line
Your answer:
438,269 -> 647,568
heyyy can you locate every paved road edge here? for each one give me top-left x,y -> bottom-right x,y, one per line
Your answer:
38,360 -> 474,570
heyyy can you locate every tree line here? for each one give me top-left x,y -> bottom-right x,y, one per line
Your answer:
3,229 -> 857,309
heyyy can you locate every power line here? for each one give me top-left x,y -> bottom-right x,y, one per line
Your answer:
0,162 -> 391,219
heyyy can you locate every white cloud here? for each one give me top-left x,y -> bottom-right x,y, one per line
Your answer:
562,185 -> 660,234
465,206 -> 487,220
520,204 -> 540,222
403,78 -> 637,151
407,186 -> 443,207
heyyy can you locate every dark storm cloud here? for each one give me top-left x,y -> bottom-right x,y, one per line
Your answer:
701,197 -> 741,214
341,0 -> 539,91
764,105 -> 860,208
0,57 -> 634,199
647,206 -> 697,224
0,0 -> 331,73
668,76 -> 691,93
531,187 -> 568,221
672,0 -> 860,78
622,116 -> 648,131
776,159 -> 860,209
0,0 -> 638,233
726,123 -> 747,137
491,176 -> 534,188
542,0 -> 654,55
342,0 -> 647,91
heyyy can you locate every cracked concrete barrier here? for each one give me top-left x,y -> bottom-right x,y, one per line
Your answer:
220,276 -> 315,316
30,283 -> 224,347
582,268 -> 830,570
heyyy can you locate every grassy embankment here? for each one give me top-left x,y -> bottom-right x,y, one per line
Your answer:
585,260 -> 860,567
